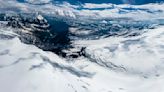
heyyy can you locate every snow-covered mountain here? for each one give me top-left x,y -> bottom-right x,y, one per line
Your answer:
0,0 -> 164,92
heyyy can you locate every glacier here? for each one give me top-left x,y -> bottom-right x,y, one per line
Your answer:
0,0 -> 164,92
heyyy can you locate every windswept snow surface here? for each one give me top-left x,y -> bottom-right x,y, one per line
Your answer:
0,1 -> 164,92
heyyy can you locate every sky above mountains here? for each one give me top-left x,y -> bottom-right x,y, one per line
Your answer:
18,0 -> 164,4
56,0 -> 164,4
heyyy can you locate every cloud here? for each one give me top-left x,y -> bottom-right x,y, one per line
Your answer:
25,0 -> 52,4
122,0 -> 136,4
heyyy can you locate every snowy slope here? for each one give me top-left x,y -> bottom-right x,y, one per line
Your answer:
73,26 -> 164,77
0,25 -> 164,92
0,1 -> 164,92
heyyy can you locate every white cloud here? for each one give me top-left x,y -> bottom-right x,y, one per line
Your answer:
25,0 -> 52,4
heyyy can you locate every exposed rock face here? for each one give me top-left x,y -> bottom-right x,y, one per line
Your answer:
2,14 -> 68,55
5,14 -> 49,31
1,13 -> 86,58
